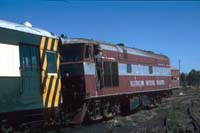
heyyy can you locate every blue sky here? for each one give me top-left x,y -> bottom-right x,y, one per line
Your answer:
0,0 -> 200,73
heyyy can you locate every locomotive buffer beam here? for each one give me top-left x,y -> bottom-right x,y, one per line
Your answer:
70,103 -> 88,125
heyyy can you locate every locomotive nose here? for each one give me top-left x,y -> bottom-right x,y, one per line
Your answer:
61,74 -> 85,113
60,63 -> 86,112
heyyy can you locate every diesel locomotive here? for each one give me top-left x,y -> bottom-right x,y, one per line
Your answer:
59,38 -> 180,124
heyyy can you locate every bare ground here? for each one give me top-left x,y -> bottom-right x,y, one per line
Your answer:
48,87 -> 200,133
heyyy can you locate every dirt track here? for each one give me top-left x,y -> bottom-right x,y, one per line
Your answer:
48,87 -> 200,133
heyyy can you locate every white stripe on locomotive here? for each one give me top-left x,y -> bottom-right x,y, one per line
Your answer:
83,62 -> 171,76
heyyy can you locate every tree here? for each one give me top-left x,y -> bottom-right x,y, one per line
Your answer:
180,72 -> 187,87
187,69 -> 200,87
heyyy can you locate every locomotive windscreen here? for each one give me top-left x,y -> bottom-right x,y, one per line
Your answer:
60,44 -> 84,62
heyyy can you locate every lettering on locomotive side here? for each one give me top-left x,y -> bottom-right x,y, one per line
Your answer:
146,80 -> 155,86
130,79 -> 165,87
130,80 -> 145,87
156,80 -> 165,85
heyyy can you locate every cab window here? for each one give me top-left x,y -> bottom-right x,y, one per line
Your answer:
46,51 -> 57,73
60,44 -> 83,62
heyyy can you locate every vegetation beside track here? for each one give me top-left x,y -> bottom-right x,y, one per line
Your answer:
48,87 -> 200,133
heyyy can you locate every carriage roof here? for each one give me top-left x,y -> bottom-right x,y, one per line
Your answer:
0,19 -> 57,39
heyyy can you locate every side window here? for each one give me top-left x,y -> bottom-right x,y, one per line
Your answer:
31,47 -> 38,69
85,45 -> 92,59
103,62 -> 112,87
112,62 -> 119,86
127,64 -> 132,73
0,43 -> 20,77
103,61 -> 119,87
20,46 -> 38,71
149,66 -> 153,74
46,52 -> 57,73
24,47 -> 32,69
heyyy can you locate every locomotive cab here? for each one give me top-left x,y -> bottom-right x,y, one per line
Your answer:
60,39 -> 101,112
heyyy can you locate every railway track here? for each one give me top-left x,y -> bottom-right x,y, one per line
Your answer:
161,89 -> 200,106
186,100 -> 200,132
126,88 -> 200,133
46,88 -> 200,133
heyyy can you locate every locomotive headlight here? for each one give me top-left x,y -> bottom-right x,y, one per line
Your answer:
65,73 -> 70,77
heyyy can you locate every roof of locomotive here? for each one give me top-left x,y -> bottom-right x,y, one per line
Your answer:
0,19 -> 57,38
61,37 -> 99,45
170,66 -> 179,70
61,38 -> 169,60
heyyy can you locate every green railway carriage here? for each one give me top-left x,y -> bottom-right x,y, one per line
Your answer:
0,20 -> 61,130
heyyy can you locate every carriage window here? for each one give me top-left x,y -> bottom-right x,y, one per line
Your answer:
24,47 -> 32,69
127,64 -> 132,73
46,52 -> 57,73
31,47 -> 38,69
20,46 -> 38,71
0,43 -> 20,77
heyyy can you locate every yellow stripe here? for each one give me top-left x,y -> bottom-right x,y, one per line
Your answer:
40,49 -> 44,60
41,73 -> 45,83
42,54 -> 47,71
42,60 -> 47,85
47,78 -> 56,108
54,79 -> 61,107
43,77 -> 50,106
40,49 -> 46,82
53,39 -> 58,51
47,38 -> 52,50
40,37 -> 47,103
40,37 -> 46,49
57,54 -> 60,72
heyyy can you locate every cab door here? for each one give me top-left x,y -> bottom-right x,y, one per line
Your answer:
19,45 -> 42,109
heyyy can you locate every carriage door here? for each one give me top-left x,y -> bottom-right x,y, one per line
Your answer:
19,45 -> 41,103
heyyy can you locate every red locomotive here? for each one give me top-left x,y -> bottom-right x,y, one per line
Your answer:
59,38 -> 180,124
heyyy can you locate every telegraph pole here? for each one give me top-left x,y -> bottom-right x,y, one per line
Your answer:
178,59 -> 181,87
178,59 -> 181,74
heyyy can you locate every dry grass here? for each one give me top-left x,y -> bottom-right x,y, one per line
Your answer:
48,87 -> 200,133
